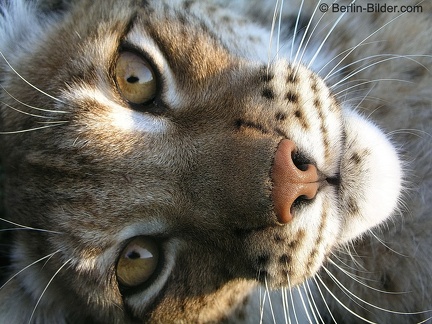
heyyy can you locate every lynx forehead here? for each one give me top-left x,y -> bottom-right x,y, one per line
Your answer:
0,0 -> 431,323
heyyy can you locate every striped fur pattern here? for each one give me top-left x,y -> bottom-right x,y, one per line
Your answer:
0,0 -> 430,323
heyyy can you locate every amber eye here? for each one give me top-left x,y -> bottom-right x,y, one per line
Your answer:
115,52 -> 157,104
116,236 -> 159,287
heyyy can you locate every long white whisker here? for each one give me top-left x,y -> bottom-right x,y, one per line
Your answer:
0,250 -> 61,292
317,41 -> 384,77
1,100 -> 55,119
276,0 -> 284,60
312,276 -> 338,324
307,0 -> 356,69
268,0 -> 281,69
332,79 -> 413,97
330,55 -> 429,89
306,280 -> 326,324
328,257 -> 407,295
325,54 -> 431,82
0,218 -> 63,235
316,273 -> 377,324
0,122 -> 67,135
0,50 -> 66,105
323,4 -> 424,80
264,276 -> 277,324
297,283 -> 315,324
0,85 -> 69,114
28,258 -> 72,324
293,0 -> 322,66
322,265 -> 432,316
290,0 -> 305,61
367,230 -> 408,257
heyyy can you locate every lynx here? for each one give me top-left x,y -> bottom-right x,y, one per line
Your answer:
0,0 -> 431,323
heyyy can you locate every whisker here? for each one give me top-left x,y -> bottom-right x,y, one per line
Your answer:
297,283 -> 315,323
307,0 -> 356,70
290,0 -> 305,62
367,230 -> 408,257
0,85 -> 69,114
0,50 -> 66,105
329,55 -> 430,89
305,280 -> 326,324
0,122 -> 67,135
322,265 -> 432,316
312,276 -> 338,324
315,272 -> 377,324
323,5 -> 424,81
0,218 -> 63,235
332,78 -> 413,97
325,54 -> 431,83
293,0 -> 323,67
276,0 -> 284,60
0,100 -> 56,119
0,250 -> 61,292
268,0 -> 282,70
28,258 -> 72,324
328,257 -> 407,295
264,276 -> 277,324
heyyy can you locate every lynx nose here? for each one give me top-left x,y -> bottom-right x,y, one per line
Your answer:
271,139 -> 319,224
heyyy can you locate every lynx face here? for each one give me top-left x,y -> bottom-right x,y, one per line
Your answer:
0,0 -> 403,322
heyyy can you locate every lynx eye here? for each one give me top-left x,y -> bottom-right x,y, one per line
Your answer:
116,236 -> 159,287
115,52 -> 157,104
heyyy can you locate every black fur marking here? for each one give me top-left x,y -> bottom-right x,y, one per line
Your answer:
286,91 -> 299,103
262,88 -> 275,100
275,112 -> 287,121
279,254 -> 291,264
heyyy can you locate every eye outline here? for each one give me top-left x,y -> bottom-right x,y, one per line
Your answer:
115,236 -> 164,294
112,44 -> 166,115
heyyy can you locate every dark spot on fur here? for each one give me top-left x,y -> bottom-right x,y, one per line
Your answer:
310,74 -> 319,91
262,88 -> 275,100
294,110 -> 302,118
314,98 -> 321,108
256,255 -> 269,267
288,240 -> 299,249
287,71 -> 298,83
274,234 -> 285,243
347,197 -> 359,215
183,0 -> 194,9
351,152 -> 361,164
259,70 -> 274,83
286,91 -> 299,103
279,254 -> 291,264
275,112 -> 287,121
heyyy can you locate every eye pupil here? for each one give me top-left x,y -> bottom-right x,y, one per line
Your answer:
127,76 -> 140,84
126,250 -> 141,259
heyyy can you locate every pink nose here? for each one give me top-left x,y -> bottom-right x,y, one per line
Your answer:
271,139 -> 319,223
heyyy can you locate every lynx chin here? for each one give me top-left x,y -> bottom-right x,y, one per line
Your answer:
0,0 -> 431,323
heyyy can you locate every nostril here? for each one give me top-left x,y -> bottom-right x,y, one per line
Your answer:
291,151 -> 312,172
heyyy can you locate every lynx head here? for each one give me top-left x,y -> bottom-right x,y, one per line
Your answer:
0,0 -> 401,322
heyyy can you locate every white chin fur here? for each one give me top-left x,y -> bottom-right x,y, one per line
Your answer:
338,110 -> 402,243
